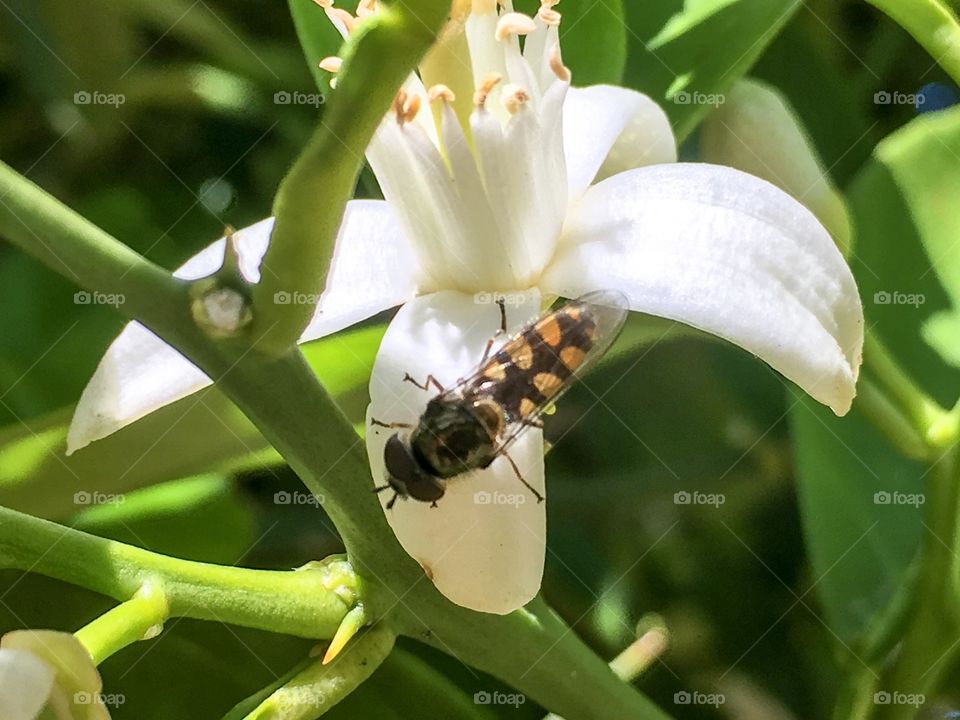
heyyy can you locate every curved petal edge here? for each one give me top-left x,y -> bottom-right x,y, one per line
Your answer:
543,163 -> 864,415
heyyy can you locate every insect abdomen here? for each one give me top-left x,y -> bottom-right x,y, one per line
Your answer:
480,303 -> 597,419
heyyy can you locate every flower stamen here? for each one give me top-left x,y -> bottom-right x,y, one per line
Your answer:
356,0 -> 377,18
318,56 -> 343,73
538,6 -> 561,26
472,0 -> 498,14
327,7 -> 357,34
500,84 -> 530,114
495,12 -> 537,42
392,89 -> 422,126
548,43 -> 570,82
473,72 -> 503,108
428,84 -> 457,104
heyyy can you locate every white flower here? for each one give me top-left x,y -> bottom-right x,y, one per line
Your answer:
0,648 -> 55,720
68,1 -> 863,614
0,631 -> 111,719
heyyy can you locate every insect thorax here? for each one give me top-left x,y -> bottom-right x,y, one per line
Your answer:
411,396 -> 504,478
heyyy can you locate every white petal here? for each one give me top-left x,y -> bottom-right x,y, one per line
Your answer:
563,85 -> 677,201
68,203 -> 416,453
300,200 -> 419,339
0,649 -> 54,720
365,290 -> 545,614
368,114 -> 515,290
66,217 -> 273,455
541,163 -> 863,415
471,94 -> 567,285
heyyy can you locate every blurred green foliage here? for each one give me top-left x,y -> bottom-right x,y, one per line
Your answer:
2,0 -> 960,717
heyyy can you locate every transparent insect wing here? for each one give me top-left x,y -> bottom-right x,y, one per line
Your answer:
562,289 -> 630,378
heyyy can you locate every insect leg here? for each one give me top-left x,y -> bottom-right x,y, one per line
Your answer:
504,451 -> 545,503
480,298 -> 508,364
521,418 -> 544,429
402,373 -> 445,393
386,492 -> 399,510
370,418 -> 414,429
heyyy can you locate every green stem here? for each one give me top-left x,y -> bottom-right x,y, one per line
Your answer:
414,597 -> 674,720
253,0 -> 453,354
0,506 -> 354,640
865,0 -> 960,88
862,331 -> 956,449
866,449 -> 960,719
244,624 -> 395,719
75,585 -> 169,665
856,378 -> 932,460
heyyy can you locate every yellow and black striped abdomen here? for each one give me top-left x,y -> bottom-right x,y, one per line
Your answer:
475,303 -> 598,422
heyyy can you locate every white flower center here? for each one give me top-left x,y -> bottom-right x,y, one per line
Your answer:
320,1 -> 573,294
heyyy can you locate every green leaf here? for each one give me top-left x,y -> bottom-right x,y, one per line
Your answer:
790,395 -> 926,641
0,324 -> 385,519
288,0 -> 350,93
866,0 -> 960,87
847,106 -> 960,406
71,474 -> 258,564
623,0 -> 801,141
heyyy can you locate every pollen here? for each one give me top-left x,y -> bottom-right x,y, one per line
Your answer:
327,7 -> 357,33
473,72 -> 503,107
392,89 -> 422,126
549,43 -> 571,82
356,0 -> 377,18
538,5 -> 561,26
428,84 -> 456,104
318,56 -> 342,73
495,12 -> 537,41
501,84 -> 530,115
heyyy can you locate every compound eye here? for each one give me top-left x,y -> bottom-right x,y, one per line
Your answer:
383,434 -> 445,503
383,434 -> 417,496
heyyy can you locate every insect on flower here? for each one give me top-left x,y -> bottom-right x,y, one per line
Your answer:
370,290 -> 629,508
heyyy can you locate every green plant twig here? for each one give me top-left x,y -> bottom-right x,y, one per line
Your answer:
0,506 -> 356,641
74,584 -> 169,665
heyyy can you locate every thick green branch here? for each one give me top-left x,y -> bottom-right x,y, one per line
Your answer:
0,160 -> 186,333
861,330 -> 958,452
254,0 -> 454,353
865,0 -> 960,88
0,506 -> 355,640
243,624 -> 395,719
75,585 -> 169,665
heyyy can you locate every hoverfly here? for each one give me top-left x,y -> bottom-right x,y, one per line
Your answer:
370,290 -> 629,509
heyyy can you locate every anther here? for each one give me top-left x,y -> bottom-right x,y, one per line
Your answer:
495,12 -> 537,41
538,6 -> 561,25
473,72 -> 503,107
327,7 -> 356,33
501,83 -> 530,114
392,89 -> 421,125
318,56 -> 342,73
428,84 -> 456,104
